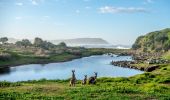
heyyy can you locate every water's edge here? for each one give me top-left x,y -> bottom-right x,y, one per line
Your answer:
0,55 -> 144,82
0,54 -> 96,69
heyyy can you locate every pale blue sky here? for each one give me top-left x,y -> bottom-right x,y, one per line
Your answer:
0,0 -> 170,45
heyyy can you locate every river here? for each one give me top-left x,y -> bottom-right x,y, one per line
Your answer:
0,55 -> 143,82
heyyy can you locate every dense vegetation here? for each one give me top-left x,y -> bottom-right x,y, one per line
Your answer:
0,37 -> 129,68
132,28 -> 170,52
0,64 -> 169,99
0,30 -> 170,100
0,37 -> 86,67
162,50 -> 170,60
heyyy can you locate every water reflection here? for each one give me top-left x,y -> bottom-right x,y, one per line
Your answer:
0,55 -> 143,82
0,67 -> 10,75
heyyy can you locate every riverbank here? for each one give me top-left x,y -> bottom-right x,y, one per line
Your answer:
111,51 -> 170,72
0,55 -> 142,82
110,61 -> 165,72
0,52 -> 98,68
0,48 -> 130,68
0,64 -> 169,99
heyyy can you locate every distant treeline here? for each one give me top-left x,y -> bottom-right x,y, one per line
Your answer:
0,37 -> 67,50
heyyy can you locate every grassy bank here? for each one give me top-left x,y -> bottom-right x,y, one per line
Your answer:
0,49 -> 97,68
0,48 -> 130,68
0,64 -> 169,99
162,51 -> 170,60
0,53 -> 79,68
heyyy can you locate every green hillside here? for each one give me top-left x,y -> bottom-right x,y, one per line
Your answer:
132,28 -> 170,52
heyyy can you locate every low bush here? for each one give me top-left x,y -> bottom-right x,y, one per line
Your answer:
0,81 -> 21,87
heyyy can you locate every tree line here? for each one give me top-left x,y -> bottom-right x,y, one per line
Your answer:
0,37 -> 67,50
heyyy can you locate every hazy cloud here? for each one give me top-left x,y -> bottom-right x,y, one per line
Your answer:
99,6 -> 148,14
43,16 -> 50,18
76,10 -> 80,13
31,0 -> 38,5
15,16 -> 22,20
40,15 -> 50,23
85,6 -> 91,9
30,0 -> 45,5
146,0 -> 153,3
16,2 -> 23,6
54,22 -> 65,26
143,0 -> 154,4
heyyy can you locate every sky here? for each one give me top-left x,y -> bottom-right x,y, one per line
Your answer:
0,0 -> 170,45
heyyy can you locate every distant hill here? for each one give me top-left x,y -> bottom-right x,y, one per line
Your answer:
8,38 -> 108,45
132,28 -> 170,52
7,37 -> 130,49
74,44 -> 131,49
50,38 -> 109,45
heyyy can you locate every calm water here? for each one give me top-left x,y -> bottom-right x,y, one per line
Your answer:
0,55 -> 143,82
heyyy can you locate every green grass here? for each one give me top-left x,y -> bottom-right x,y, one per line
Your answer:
162,51 -> 170,60
1,47 -> 170,99
0,48 -> 131,68
0,64 -> 170,100
0,53 -> 80,68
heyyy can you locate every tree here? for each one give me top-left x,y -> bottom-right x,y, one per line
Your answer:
0,37 -> 8,44
34,37 -> 43,47
15,39 -> 32,47
15,41 -> 23,47
21,39 -> 32,47
41,41 -> 55,49
58,42 -> 67,47
33,37 -> 56,49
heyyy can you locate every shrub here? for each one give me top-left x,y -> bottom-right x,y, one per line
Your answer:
0,81 -> 21,87
157,77 -> 170,83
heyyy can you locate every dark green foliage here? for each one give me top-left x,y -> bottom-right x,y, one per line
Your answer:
0,54 -> 11,61
0,81 -> 21,87
58,42 -> 67,47
33,37 -> 56,49
34,37 -> 44,47
132,28 -> 170,52
43,41 -> 56,49
15,39 -> 32,47
23,78 -> 70,83
132,36 -> 144,50
0,37 -> 8,44
163,40 -> 170,51
157,77 -> 170,83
